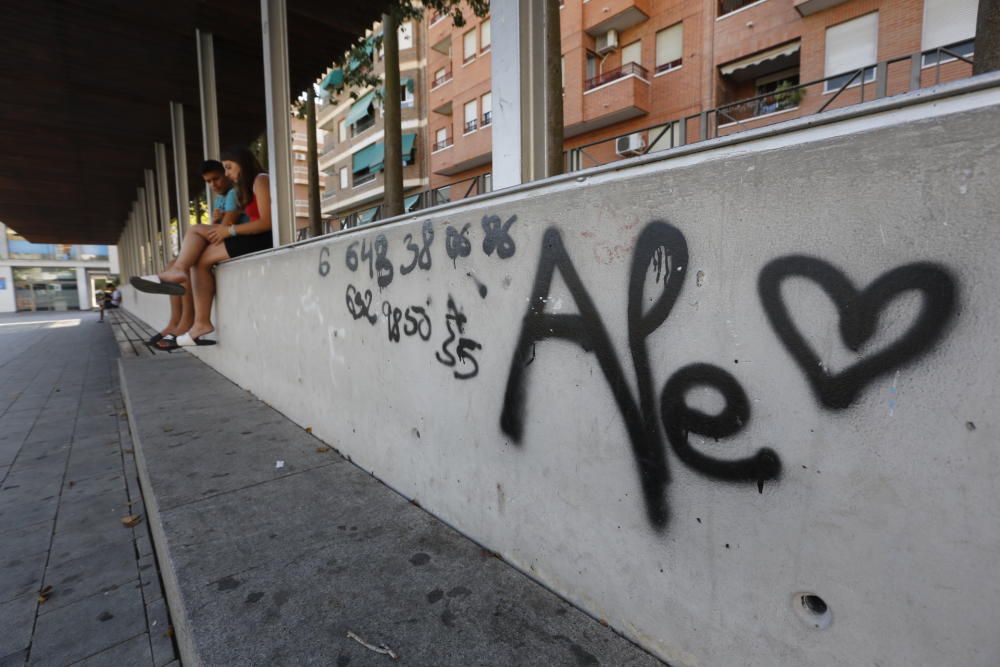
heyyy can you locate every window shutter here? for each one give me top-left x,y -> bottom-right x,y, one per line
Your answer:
655,24 -> 683,67
622,41 -> 642,66
464,30 -> 476,59
824,12 -> 878,77
481,20 -> 491,49
481,92 -> 492,115
922,0 -> 977,50
464,100 -> 477,124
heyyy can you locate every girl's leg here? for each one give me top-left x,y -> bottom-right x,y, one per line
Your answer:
186,242 -> 230,339
159,227 -> 211,284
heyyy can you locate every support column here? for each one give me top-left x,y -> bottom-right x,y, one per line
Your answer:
136,191 -> 151,275
0,221 -> 9,259
197,30 -> 221,220
306,94 -> 322,238
382,11 -> 404,218
261,0 -> 295,247
75,267 -> 90,310
155,143 -> 174,264
491,0 -> 546,189
170,102 -> 190,242
143,171 -> 161,273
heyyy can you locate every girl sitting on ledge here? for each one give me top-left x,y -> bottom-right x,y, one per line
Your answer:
131,147 -> 273,346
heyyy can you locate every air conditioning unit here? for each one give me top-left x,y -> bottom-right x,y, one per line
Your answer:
616,133 -> 645,156
596,29 -> 619,55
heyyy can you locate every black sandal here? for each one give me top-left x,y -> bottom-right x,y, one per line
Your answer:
129,276 -> 185,296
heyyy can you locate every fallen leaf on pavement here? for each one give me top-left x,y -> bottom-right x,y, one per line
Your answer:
38,585 -> 53,603
121,514 -> 143,527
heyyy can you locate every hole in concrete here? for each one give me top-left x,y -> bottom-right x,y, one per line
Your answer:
793,593 -> 832,630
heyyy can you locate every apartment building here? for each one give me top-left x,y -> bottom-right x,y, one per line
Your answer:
290,115 -> 325,239
317,20 -> 429,229
429,0 -> 977,179
0,222 -> 119,313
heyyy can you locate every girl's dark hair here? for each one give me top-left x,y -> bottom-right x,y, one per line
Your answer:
220,146 -> 263,207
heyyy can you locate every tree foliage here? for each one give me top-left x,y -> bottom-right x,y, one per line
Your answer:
327,0 -> 489,101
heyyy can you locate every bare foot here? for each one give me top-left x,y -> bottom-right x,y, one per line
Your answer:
158,267 -> 188,284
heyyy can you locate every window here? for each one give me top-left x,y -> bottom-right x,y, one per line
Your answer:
481,92 -> 492,126
622,41 -> 642,67
586,51 -> 598,81
824,13 -> 878,91
921,0 -> 977,66
398,21 -> 413,50
481,19 -> 491,51
434,67 -> 448,87
338,120 -> 347,143
463,99 -> 478,133
755,69 -> 801,115
463,30 -> 477,62
401,82 -> 414,108
339,167 -> 348,190
435,127 -> 450,151
655,24 -> 683,74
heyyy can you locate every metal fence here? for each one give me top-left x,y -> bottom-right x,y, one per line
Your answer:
566,44 -> 974,173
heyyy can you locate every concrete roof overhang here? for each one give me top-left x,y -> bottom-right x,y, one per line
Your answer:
0,0 -> 393,243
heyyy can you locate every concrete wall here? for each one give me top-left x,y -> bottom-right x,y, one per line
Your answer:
0,266 -> 14,313
125,76 -> 1000,667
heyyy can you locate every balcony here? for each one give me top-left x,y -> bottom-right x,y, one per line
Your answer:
568,63 -> 650,137
583,0 -> 650,36
463,119 -> 478,134
351,115 -> 376,138
431,66 -> 453,90
481,111 -> 492,127
585,62 -> 649,91
432,135 -> 453,152
792,0 -> 850,17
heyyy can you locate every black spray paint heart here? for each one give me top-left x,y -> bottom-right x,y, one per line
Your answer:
758,256 -> 957,410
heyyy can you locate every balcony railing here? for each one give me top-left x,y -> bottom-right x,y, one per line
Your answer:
463,119 -> 478,133
481,111 -> 492,127
433,136 -> 453,151
432,67 -> 453,89
566,48 -> 975,171
338,173 -> 493,230
584,62 -> 649,91
353,172 -> 377,187
351,115 -> 376,138
718,0 -> 761,16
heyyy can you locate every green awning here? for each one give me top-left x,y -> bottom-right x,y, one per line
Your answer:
402,132 -> 416,165
358,207 -> 378,224
348,57 -> 361,72
404,194 -> 420,212
379,77 -> 414,96
320,69 -> 344,90
352,142 -> 381,174
368,143 -> 387,173
345,90 -> 375,125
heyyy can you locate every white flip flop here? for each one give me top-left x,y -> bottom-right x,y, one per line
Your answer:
176,333 -> 217,347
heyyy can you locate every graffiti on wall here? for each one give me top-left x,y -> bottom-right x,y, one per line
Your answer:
500,221 -> 957,530
319,213 -> 958,531
318,214 -> 519,380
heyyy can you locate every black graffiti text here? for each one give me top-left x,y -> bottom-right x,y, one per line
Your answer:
445,223 -> 472,268
345,284 -> 378,325
436,295 -> 481,380
400,220 -> 435,276
481,214 -> 517,259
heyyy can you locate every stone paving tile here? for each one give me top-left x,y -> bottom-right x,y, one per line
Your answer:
0,594 -> 37,657
0,551 -> 47,604
145,598 -> 174,667
0,314 -> 177,666
0,521 -> 54,563
0,650 -> 27,667
29,583 -> 147,667
39,541 -> 139,615
66,635 -> 152,667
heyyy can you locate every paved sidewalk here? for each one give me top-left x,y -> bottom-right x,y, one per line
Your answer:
0,311 -> 178,666
121,349 -> 665,666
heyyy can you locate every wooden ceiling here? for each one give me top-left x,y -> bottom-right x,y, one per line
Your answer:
0,0 -> 391,243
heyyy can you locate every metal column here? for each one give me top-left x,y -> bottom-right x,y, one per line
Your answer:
197,30 -> 221,220
170,102 -> 190,242
491,0 -> 546,189
261,0 -> 295,247
136,191 -> 151,275
155,143 -> 174,264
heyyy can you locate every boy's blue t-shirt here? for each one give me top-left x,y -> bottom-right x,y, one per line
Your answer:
212,188 -> 249,223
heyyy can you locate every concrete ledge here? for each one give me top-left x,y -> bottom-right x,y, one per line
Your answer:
119,353 -> 662,666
